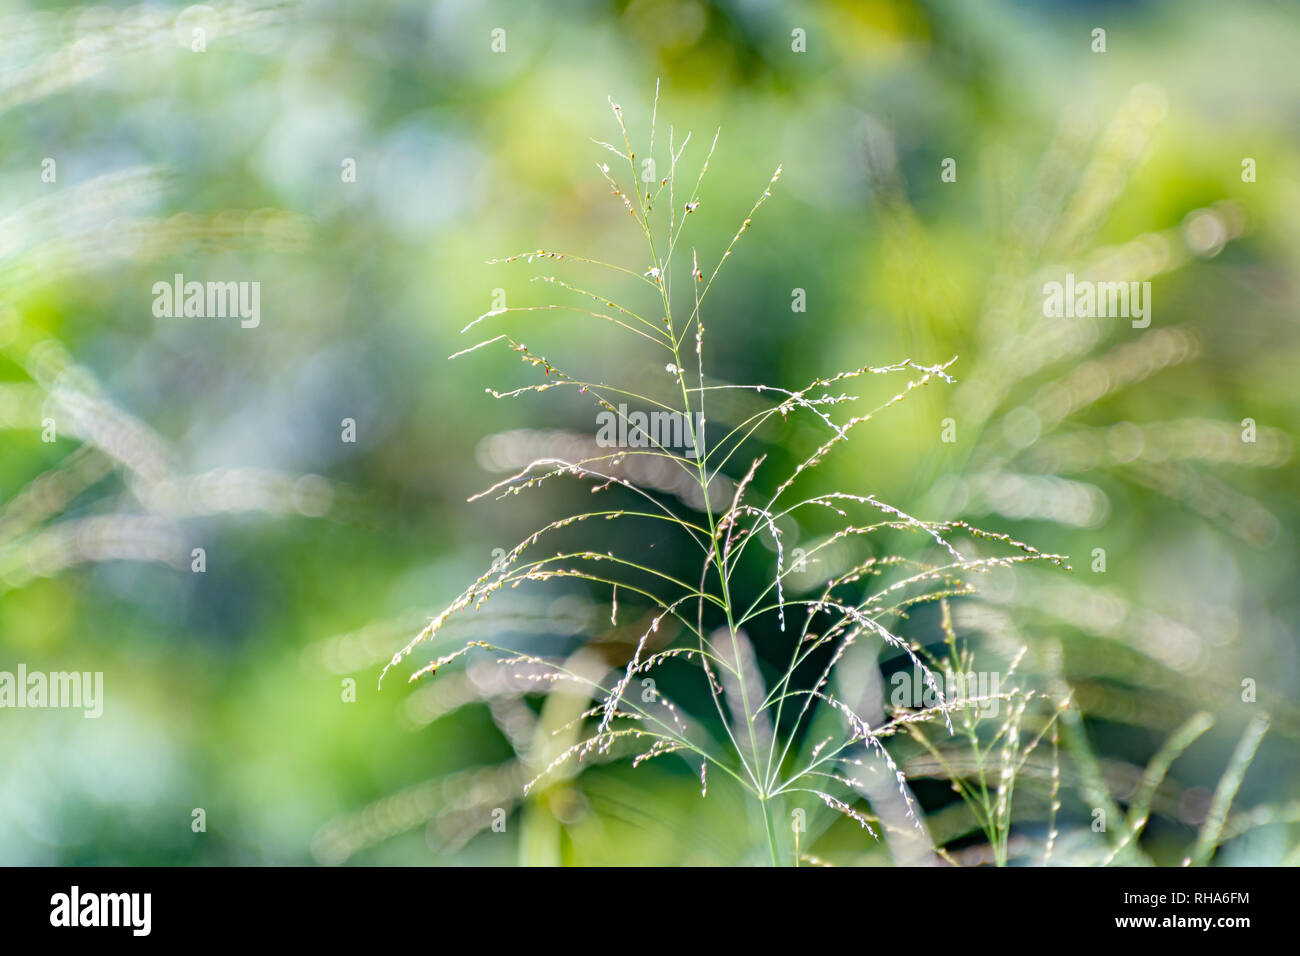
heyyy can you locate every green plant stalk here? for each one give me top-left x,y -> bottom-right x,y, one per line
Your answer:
761,796 -> 783,866
635,137 -> 777,861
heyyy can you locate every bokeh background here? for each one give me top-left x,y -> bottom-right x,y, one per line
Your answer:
1,0 -> 1298,865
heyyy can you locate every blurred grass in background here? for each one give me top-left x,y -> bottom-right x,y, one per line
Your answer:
1,0 -> 1297,864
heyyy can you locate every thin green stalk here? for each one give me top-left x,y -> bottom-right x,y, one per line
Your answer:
761,797 -> 783,866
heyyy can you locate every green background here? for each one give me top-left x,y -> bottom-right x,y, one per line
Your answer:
1,0 -> 1297,865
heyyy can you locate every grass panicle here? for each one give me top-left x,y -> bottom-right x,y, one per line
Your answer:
383,94 -> 1070,866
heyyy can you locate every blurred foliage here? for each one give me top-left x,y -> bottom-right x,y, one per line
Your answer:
1,0 -> 1298,865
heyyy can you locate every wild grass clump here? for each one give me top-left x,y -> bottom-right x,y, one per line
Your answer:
382,89 -> 1069,865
